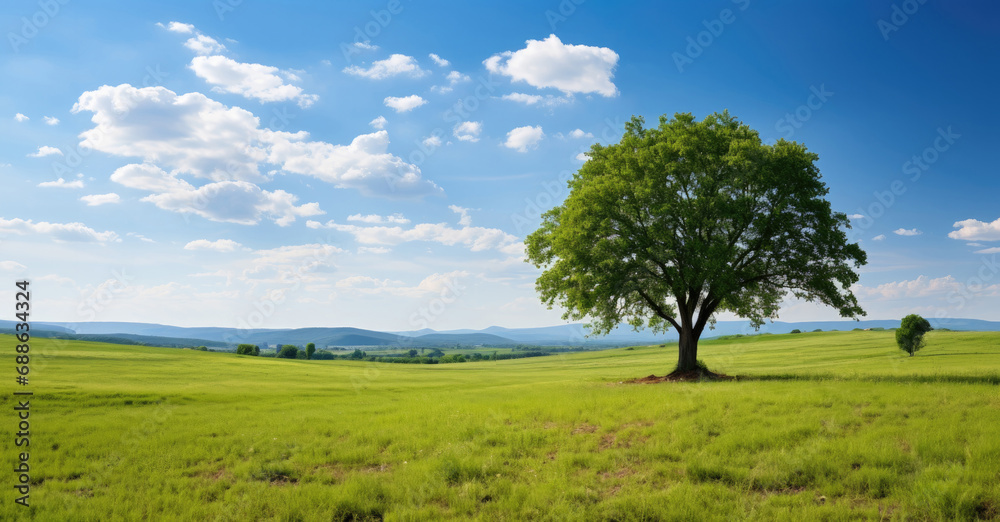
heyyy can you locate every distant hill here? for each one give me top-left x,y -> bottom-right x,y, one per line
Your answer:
16,318 -> 1000,350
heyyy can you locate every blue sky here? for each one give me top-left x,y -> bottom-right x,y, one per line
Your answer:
1,1 -> 998,330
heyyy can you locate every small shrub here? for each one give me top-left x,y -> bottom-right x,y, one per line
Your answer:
790,329 -> 802,334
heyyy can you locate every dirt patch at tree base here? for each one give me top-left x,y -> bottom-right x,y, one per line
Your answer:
626,370 -> 735,383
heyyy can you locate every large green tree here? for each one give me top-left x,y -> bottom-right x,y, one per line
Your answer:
896,314 -> 932,356
525,112 -> 867,375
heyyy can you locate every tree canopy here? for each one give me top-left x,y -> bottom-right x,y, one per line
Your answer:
896,314 -> 932,356
525,111 -> 867,374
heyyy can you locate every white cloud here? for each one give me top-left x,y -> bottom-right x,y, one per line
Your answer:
343,54 -> 427,80
352,41 -> 378,51
872,234 -> 886,241
80,193 -> 121,206
336,270 -> 467,298
453,121 -> 482,142
110,163 -> 193,193
449,205 -> 472,226
428,53 -> 450,67
0,217 -> 119,243
500,92 -> 572,107
974,247 -> 1000,254
190,55 -> 318,107
74,85 -> 439,197
159,21 -> 195,34
307,218 -> 521,254
848,213 -> 865,220
357,246 -> 391,255
43,116 -> 60,125
347,213 -> 410,224
0,261 -> 27,272
369,116 -> 387,129
142,180 -> 323,226
568,129 -> 593,139
127,232 -> 155,243
184,34 -> 226,55
504,125 -> 545,152
28,146 -> 62,157
184,239 -> 245,252
432,71 -> 471,94
948,218 -> 1000,242
574,152 -> 589,162
383,95 -> 427,113
485,34 -> 619,97
14,113 -> 29,122
854,275 -> 1000,300
38,178 -> 84,189
893,228 -> 922,236
422,135 -> 442,148
243,243 -> 344,279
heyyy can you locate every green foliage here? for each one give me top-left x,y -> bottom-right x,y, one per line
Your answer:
306,343 -> 316,360
790,329 -> 802,334
277,345 -> 299,359
236,344 -> 260,356
525,111 -> 866,372
896,314 -> 933,356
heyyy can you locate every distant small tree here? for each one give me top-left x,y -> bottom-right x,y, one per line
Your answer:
277,345 -> 299,359
349,349 -> 366,360
236,344 -> 260,356
408,349 -> 419,357
790,329 -> 802,334
295,350 -> 308,359
306,343 -> 316,360
896,314 -> 932,356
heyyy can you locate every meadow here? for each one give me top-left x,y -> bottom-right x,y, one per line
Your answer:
3,330 -> 1000,520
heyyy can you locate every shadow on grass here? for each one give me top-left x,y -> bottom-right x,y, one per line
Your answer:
734,373 -> 1000,385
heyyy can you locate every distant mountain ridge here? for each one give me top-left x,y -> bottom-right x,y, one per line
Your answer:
6,318 -> 998,350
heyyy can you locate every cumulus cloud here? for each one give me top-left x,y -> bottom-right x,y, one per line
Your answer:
872,234 -> 886,241
158,21 -> 195,33
184,239 -> 245,252
383,95 -> 427,113
369,115 -> 387,129
568,129 -> 594,139
0,217 -> 119,243
73,85 -> 439,198
948,218 -> 1000,242
428,53 -> 450,67
343,54 -> 427,80
80,193 -> 121,206
893,228 -> 922,236
485,34 -> 619,97
190,55 -> 318,107
38,178 -> 84,189
336,270 -> 467,298
574,152 -> 589,162
28,146 -> 62,157
422,135 -> 442,148
432,70 -> 471,94
306,217 -> 521,254
847,213 -> 865,220
500,92 -> 572,107
453,121 -> 482,142
14,113 -> 29,122
503,125 -> 545,152
184,34 -> 226,55
854,275 -> 1000,300
142,180 -> 323,226
449,205 -> 472,226
347,213 -> 409,224
43,116 -> 60,125
351,41 -> 379,51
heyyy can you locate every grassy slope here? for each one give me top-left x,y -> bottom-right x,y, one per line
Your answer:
3,330 -> 1000,520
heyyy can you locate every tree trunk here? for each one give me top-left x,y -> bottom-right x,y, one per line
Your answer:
676,324 -> 700,372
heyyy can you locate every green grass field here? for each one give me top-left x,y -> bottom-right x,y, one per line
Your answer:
4,330 -> 1000,520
